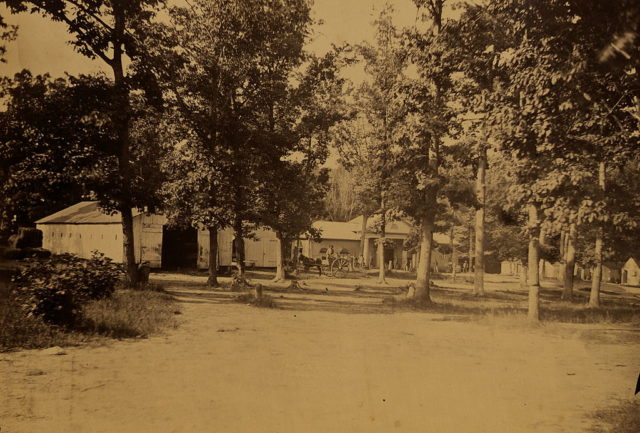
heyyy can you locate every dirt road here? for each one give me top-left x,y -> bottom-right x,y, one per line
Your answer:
1,273 -> 637,433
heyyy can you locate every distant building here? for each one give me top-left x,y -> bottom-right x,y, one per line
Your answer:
500,259 -> 621,283
297,216 -> 450,271
622,257 -> 640,286
36,201 -> 279,269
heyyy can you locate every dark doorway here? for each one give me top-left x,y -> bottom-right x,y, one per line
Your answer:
162,227 -> 198,270
384,247 -> 395,266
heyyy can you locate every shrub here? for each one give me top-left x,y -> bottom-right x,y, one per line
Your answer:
12,252 -> 124,327
3,247 -> 52,260
0,288 -> 75,351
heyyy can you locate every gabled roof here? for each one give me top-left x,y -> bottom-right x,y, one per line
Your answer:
625,257 -> 640,267
348,215 -> 413,235
312,220 -> 360,240
35,201 -> 141,225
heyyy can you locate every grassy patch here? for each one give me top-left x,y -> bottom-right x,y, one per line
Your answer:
383,288 -> 640,324
0,291 -> 81,351
1,287 -> 179,352
82,290 -> 180,338
591,400 -> 640,433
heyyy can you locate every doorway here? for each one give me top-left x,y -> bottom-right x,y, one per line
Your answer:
161,227 -> 198,270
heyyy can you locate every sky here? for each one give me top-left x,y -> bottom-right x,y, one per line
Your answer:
0,0 -> 420,78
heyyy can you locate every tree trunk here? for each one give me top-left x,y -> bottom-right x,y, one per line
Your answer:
538,229 -> 546,282
414,214 -> 434,303
450,225 -> 457,282
274,232 -> 287,282
527,204 -> 541,322
562,223 -> 576,300
468,224 -> 474,273
519,263 -> 528,290
377,195 -> 386,284
207,226 -> 219,288
360,213 -> 368,265
120,204 -> 138,287
589,162 -> 606,307
112,8 -> 137,287
474,147 -> 486,296
559,228 -> 567,288
233,218 -> 245,277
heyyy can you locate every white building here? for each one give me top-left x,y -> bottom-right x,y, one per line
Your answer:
36,201 -> 279,269
298,215 -> 450,270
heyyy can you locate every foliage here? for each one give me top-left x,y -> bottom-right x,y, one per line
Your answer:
323,166 -> 359,221
0,13 -> 17,62
1,0 -> 169,285
0,71 -> 114,228
0,288 -> 73,351
11,252 -> 123,327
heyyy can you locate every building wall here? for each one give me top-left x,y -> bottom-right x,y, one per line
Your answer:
622,259 -> 640,286
197,227 -> 279,269
138,214 -> 166,268
39,223 -> 126,263
39,213 -> 166,268
305,239 -> 361,263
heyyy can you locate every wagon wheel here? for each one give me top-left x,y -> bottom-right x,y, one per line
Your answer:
331,257 -> 349,278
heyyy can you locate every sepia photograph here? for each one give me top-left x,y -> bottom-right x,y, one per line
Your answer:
0,0 -> 639,432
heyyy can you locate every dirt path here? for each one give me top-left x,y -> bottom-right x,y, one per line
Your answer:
1,274 -> 638,433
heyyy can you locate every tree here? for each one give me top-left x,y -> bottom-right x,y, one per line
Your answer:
395,0 -> 463,302
0,71 -> 116,229
0,13 -> 16,62
323,166 -> 359,222
2,0 -> 165,286
146,0 -> 313,280
341,4 -> 407,283
257,50 -> 350,281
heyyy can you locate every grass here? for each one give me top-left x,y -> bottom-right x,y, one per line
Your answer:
382,285 -> 640,324
82,290 -> 180,338
0,291 -> 80,351
0,287 -> 180,352
591,399 -> 640,433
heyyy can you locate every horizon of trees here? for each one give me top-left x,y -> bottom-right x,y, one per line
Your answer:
1,0 -> 639,321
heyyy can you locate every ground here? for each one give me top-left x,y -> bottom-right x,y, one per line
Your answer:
1,271 -> 639,433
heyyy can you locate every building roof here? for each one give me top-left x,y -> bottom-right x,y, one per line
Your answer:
311,216 -> 451,245
312,220 -> 360,240
348,215 -> 413,235
625,257 -> 640,267
35,201 -> 141,225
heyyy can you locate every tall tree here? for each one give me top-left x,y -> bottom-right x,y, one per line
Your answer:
147,0 -> 313,279
354,4 -> 407,283
396,0 -> 460,302
2,0 -> 165,286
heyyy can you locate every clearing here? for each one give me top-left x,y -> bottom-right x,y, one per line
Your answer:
1,271 -> 638,433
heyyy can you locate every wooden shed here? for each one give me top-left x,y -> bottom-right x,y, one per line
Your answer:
622,257 -> 640,286
197,227 -> 279,269
36,201 -> 166,268
36,202 -> 279,270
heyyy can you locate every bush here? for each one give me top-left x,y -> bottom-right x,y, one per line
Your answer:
9,227 -> 43,249
12,252 -> 124,327
0,288 -> 75,351
3,247 -> 51,260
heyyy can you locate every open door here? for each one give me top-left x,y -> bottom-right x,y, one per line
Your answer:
162,227 -> 198,270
